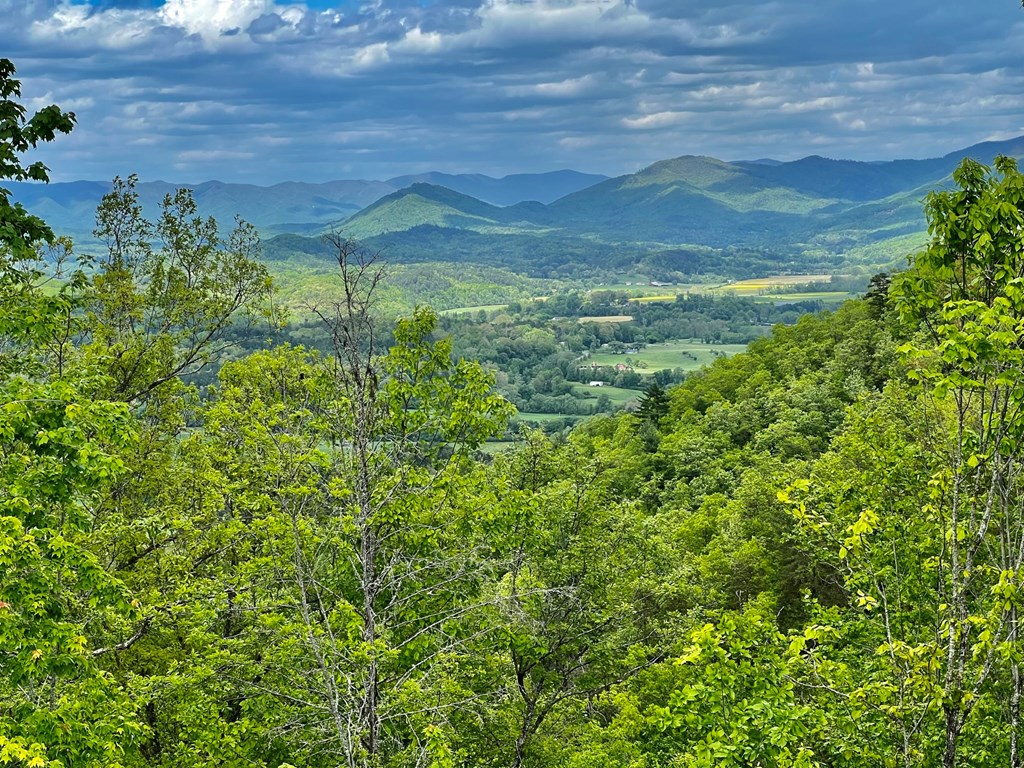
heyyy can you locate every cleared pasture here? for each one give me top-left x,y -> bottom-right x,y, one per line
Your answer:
570,384 -> 643,405
752,291 -> 857,304
628,294 -> 679,303
513,411 -> 585,424
582,339 -> 747,373
577,315 -> 634,323
709,274 -> 832,296
438,304 -> 507,316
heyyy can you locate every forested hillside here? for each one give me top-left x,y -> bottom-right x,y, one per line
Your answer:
7,59 -> 1024,768
323,135 -> 1024,276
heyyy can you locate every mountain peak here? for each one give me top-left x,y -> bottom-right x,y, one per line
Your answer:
625,155 -> 746,190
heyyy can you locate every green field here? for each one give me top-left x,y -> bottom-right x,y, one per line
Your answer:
615,275 -> 847,305
752,291 -> 857,304
571,384 -> 643,405
628,294 -> 682,303
591,281 -> 700,296
706,274 -> 833,298
438,304 -> 508,316
577,314 -> 634,323
582,339 -> 748,373
513,412 -> 586,424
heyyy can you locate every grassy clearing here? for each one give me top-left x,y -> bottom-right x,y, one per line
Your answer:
513,412 -> 586,424
583,339 -> 748,373
438,304 -> 507,316
571,384 -> 643,405
590,282 -> 699,294
617,275 -> 842,305
628,294 -> 679,303
578,315 -> 634,323
708,274 -> 832,296
752,291 -> 857,304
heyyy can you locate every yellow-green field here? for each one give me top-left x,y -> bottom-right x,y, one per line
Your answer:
582,339 -> 748,373
438,304 -> 507,316
628,294 -> 679,303
750,291 -> 856,304
708,274 -> 832,296
588,281 -> 700,295
615,275 -> 849,305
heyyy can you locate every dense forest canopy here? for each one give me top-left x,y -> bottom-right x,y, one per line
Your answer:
6,57 -> 1024,768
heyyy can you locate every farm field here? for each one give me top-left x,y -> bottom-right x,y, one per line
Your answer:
589,281 -> 701,296
577,314 -> 634,323
583,339 -> 748,373
513,411 -> 586,424
709,274 -> 832,296
619,275 -> 850,305
751,290 -> 857,304
628,294 -> 680,303
438,304 -> 507,316
571,384 -> 643,405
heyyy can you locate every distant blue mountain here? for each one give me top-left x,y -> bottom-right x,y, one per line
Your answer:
5,170 -> 609,237
384,170 -> 609,206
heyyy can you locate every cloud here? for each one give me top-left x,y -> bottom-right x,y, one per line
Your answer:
2,0 -> 1022,184
159,0 -> 277,39
506,75 -> 600,99
621,111 -> 691,130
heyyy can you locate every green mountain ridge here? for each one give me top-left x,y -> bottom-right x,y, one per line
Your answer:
6,170 -> 609,239
323,135 -> 1024,272
12,134 -> 1024,277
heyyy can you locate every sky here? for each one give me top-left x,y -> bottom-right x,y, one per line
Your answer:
3,0 -> 1023,184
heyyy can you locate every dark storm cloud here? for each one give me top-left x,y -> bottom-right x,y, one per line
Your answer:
1,0 -> 1021,183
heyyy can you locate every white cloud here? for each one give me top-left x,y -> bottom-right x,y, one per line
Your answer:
621,111 -> 691,130
506,75 -> 599,98
469,0 -> 657,46
159,0 -> 276,40
779,96 -> 851,113
29,4 -> 160,49
396,27 -> 445,54
352,42 -> 391,69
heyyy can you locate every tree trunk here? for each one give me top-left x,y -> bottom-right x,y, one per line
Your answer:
1011,606 -> 1021,768
360,524 -> 380,765
942,707 -> 961,768
1012,657 -> 1021,768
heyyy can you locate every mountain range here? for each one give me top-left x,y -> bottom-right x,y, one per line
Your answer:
8,136 -> 1024,276
301,135 -> 1021,275
340,159 -> 839,245
5,170 -> 608,237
